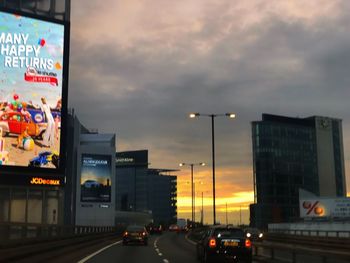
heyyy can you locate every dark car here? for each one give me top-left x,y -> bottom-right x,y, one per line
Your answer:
123,225 -> 149,246
149,224 -> 163,235
244,228 -> 264,242
196,226 -> 252,263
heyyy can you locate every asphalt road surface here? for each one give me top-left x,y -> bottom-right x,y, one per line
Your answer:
79,232 -> 262,263
77,232 -> 349,263
79,232 -> 196,263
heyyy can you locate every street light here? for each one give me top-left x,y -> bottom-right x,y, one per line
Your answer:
179,162 -> 205,227
189,112 -> 236,225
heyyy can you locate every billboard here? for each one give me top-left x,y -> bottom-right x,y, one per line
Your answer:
300,198 -> 350,218
81,154 -> 112,203
0,9 -> 67,171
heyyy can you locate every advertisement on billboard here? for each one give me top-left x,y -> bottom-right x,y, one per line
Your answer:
300,198 -> 350,218
81,154 -> 112,203
0,9 -> 65,170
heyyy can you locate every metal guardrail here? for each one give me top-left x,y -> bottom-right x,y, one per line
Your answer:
0,223 -> 125,262
270,228 -> 350,238
265,232 -> 350,251
252,241 -> 350,263
0,222 -> 119,247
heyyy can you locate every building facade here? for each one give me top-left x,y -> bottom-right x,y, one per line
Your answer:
65,110 -> 116,227
148,169 -> 177,225
0,0 -> 70,21
116,150 -> 177,225
0,0 -> 70,225
250,114 -> 346,229
115,150 -> 149,212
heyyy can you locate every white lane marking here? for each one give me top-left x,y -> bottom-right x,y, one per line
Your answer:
154,235 -> 170,262
77,240 -> 122,263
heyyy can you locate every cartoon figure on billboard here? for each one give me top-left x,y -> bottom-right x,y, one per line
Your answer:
0,11 -> 64,168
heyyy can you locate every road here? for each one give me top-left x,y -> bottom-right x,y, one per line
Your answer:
77,232 -> 350,263
79,232 -> 259,263
80,232 -> 196,263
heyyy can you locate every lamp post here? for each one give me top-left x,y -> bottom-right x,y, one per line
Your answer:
189,112 -> 236,225
201,191 -> 204,225
179,162 -> 205,227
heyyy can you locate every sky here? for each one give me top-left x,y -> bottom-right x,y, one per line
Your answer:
69,0 -> 350,225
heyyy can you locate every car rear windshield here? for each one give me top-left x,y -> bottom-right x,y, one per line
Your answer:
126,225 -> 145,232
246,228 -> 260,234
214,228 -> 245,238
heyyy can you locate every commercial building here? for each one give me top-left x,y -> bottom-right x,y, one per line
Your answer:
148,169 -> 177,225
65,110 -> 116,226
250,114 -> 346,229
116,150 -> 177,225
0,0 -> 70,232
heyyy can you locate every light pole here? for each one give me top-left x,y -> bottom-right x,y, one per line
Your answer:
189,112 -> 236,225
201,191 -> 204,225
179,162 -> 205,227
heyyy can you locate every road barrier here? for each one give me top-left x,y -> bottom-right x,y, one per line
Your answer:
252,241 -> 350,263
0,222 -> 123,247
0,223 -> 125,262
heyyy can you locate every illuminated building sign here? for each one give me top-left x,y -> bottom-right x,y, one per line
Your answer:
116,157 -> 134,164
30,177 -> 61,186
0,172 -> 63,186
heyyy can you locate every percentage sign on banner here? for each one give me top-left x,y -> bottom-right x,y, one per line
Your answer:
302,201 -> 324,215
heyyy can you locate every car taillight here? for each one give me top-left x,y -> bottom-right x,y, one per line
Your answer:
245,239 -> 251,248
123,231 -> 128,237
209,238 -> 216,248
142,232 -> 146,236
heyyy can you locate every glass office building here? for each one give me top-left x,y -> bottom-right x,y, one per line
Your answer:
250,114 -> 346,229
116,150 -> 177,225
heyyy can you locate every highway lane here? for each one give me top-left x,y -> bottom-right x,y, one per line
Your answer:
80,231 -> 263,263
81,232 -> 195,263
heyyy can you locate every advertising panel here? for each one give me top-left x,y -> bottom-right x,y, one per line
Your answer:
300,198 -> 350,218
0,9 -> 65,170
81,154 -> 111,202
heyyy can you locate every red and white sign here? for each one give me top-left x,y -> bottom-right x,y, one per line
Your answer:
300,198 -> 350,218
24,67 -> 58,86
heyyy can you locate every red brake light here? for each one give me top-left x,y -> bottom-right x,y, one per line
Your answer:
245,239 -> 251,248
123,231 -> 128,237
142,232 -> 146,236
209,238 -> 216,248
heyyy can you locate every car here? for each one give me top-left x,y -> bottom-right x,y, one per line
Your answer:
82,180 -> 101,188
196,225 -> 252,263
123,225 -> 149,246
244,228 -> 264,242
149,224 -> 163,235
0,111 -> 44,137
168,224 -> 180,232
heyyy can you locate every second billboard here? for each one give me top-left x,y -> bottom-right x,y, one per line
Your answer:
80,154 -> 112,203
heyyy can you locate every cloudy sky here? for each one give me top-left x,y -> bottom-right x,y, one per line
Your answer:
69,0 -> 350,224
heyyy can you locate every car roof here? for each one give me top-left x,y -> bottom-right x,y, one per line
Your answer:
209,225 -> 242,230
126,225 -> 145,231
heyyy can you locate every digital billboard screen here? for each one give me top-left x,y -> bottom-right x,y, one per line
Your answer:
81,154 -> 112,203
0,9 -> 66,170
